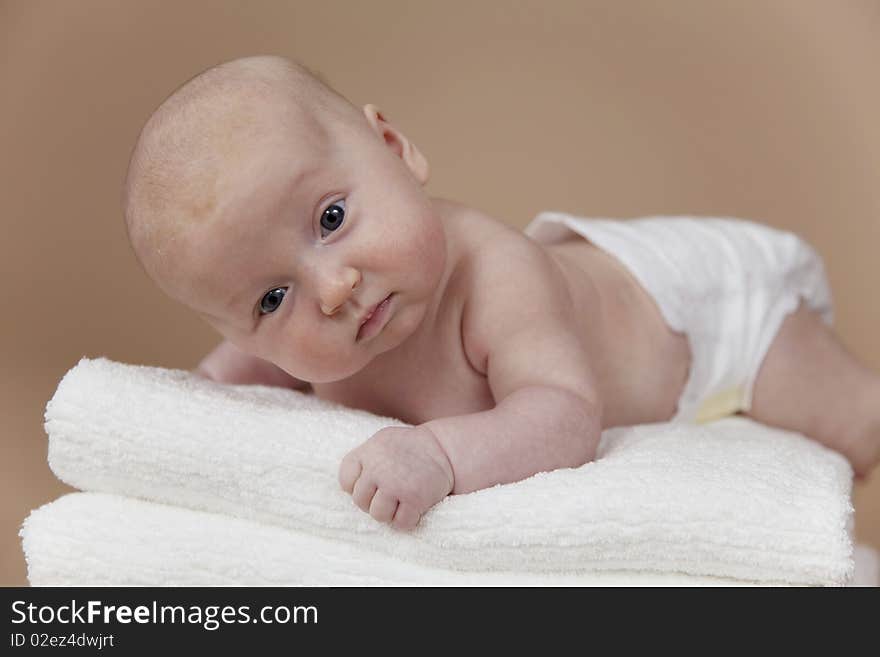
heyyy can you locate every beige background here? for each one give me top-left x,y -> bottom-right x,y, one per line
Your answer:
2,0 -> 879,586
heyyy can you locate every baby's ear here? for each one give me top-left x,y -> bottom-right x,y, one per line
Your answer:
362,104 -> 429,185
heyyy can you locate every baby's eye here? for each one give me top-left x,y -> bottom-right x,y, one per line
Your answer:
319,199 -> 346,238
259,287 -> 287,315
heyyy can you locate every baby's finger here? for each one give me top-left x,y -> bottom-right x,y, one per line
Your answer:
391,502 -> 421,531
337,453 -> 362,494
368,490 -> 399,524
351,476 -> 377,513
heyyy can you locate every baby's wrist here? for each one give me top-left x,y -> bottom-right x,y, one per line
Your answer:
417,424 -> 455,495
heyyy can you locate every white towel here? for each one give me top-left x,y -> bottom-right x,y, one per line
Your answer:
41,357 -> 856,585
22,493 -> 779,586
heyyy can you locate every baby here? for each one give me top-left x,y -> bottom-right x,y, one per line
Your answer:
123,55 -> 880,529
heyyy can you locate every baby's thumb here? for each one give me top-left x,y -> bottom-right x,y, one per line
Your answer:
337,451 -> 362,493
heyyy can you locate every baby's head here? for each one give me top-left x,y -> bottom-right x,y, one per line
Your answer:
123,56 -> 446,382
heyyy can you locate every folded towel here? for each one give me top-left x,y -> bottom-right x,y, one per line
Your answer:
20,494 -> 879,586
18,492 -> 769,586
43,357 -> 856,585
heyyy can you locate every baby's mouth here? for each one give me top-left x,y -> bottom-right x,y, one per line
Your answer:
356,293 -> 394,342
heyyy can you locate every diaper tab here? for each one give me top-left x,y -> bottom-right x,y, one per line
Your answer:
694,386 -> 746,424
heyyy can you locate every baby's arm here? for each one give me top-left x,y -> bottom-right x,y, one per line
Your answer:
426,385 -> 600,495
425,321 -> 601,495
429,241 -> 602,493
194,339 -> 311,391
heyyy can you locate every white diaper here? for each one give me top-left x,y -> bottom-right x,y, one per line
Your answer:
524,212 -> 834,423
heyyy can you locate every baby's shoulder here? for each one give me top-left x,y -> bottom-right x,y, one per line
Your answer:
438,200 -> 558,280
435,199 -> 571,294
452,214 -> 578,375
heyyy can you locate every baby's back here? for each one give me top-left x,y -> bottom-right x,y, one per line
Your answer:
544,231 -> 690,425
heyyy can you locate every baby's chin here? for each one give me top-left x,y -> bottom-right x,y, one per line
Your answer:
283,347 -> 374,384
300,364 -> 363,384
291,332 -> 411,383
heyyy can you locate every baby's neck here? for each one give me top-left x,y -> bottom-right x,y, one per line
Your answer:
418,195 -> 472,320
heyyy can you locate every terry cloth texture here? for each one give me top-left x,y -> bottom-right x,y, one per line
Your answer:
20,492 -> 876,586
26,357 -> 861,586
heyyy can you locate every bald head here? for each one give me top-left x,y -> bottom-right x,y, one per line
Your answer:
122,55 -> 362,284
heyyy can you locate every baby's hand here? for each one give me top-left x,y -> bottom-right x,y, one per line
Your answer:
338,425 -> 454,530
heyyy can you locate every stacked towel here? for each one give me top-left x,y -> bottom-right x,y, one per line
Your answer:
22,357 -> 868,586
21,492 -> 791,586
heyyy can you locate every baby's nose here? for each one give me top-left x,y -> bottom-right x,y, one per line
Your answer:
319,266 -> 362,316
